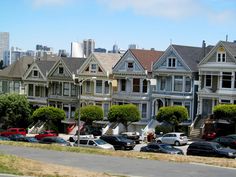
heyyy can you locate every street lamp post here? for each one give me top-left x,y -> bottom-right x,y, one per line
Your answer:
72,74 -> 96,147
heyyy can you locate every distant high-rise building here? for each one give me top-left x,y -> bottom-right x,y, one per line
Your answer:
58,49 -> 67,57
113,44 -> 119,53
94,48 -> 106,53
83,39 -> 95,57
0,32 -> 9,62
71,42 -> 84,58
129,44 -> 138,49
35,44 -> 53,58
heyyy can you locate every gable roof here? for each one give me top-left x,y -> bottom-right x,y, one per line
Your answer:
172,44 -> 204,71
36,60 -> 57,76
61,57 -> 87,74
0,56 -> 34,79
93,53 -> 122,73
221,41 -> 236,56
129,49 -> 164,72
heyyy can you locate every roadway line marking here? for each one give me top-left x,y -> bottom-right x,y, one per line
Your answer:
190,162 -> 236,170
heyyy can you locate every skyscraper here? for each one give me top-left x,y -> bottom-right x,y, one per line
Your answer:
0,32 -> 9,62
71,42 -> 84,58
83,39 -> 95,57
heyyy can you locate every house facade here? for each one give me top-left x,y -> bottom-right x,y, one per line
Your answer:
198,41 -> 236,117
112,49 -> 164,124
152,44 -> 205,121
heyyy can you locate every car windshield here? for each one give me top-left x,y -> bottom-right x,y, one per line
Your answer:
27,137 -> 38,142
95,139 -> 107,145
159,144 -> 175,150
116,136 -> 128,141
214,143 -> 223,149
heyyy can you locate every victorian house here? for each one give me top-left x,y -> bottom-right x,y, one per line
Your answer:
198,41 -> 236,117
76,53 -> 122,118
152,44 -> 206,121
112,49 -> 164,126
47,57 -> 86,120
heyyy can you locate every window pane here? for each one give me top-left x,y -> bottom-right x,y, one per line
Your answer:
142,103 -> 147,118
96,80 -> 102,93
160,77 -> 166,90
142,80 -> 147,93
205,75 -> 211,87
103,103 -> 109,117
222,72 -> 231,88
133,78 -> 140,92
104,81 -> 109,94
185,77 -> 191,92
86,81 -> 91,93
121,79 -> 126,91
71,83 -> 76,96
35,86 -> 40,97
63,82 -> 69,96
174,76 -> 183,92
28,84 -> 33,96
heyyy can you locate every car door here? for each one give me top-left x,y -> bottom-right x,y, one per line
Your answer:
161,134 -> 171,144
148,144 -> 161,153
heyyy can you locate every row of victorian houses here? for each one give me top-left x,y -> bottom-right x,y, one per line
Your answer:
0,40 -> 236,135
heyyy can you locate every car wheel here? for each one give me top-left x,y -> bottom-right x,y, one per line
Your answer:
174,141 -> 180,146
156,140 -> 162,144
121,146 -> 126,150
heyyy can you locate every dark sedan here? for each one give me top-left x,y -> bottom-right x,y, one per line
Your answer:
140,142 -> 184,155
8,134 -> 25,141
39,137 -> 71,146
212,136 -> 236,149
17,136 -> 39,143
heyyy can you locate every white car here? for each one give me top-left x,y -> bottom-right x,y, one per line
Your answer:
156,132 -> 188,146
73,138 -> 114,150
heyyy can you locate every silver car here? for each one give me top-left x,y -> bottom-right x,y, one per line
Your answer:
73,138 -> 114,150
156,132 -> 188,146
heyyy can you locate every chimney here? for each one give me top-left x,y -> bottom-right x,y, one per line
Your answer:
202,40 -> 206,57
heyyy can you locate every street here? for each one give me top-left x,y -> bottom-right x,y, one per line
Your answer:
0,144 -> 235,177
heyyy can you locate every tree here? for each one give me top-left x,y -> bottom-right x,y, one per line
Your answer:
213,104 -> 236,121
32,106 -> 66,132
0,93 -> 32,128
75,105 -> 103,124
156,106 -> 188,131
108,104 -> 141,130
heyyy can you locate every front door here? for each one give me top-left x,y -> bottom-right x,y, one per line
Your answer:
202,99 -> 212,117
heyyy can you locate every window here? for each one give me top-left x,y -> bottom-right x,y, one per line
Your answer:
168,58 -> 176,68
142,80 -> 147,93
142,103 -> 147,118
0,81 -> 2,93
103,103 -> 109,117
104,81 -> 109,94
33,70 -> 39,77
234,72 -> 236,88
28,84 -> 33,96
14,82 -> 20,92
90,64 -> 97,73
173,102 -> 182,106
220,99 -> 231,104
96,80 -> 102,94
222,72 -> 232,88
85,81 -> 91,93
160,76 -> 166,91
128,62 -> 133,69
71,84 -> 76,96
185,77 -> 191,92
174,76 -> 183,92
217,52 -> 226,62
59,67 -> 64,74
35,86 -> 40,97
63,82 -> 69,96
184,102 -> 191,118
205,75 -> 212,87
133,78 -> 140,92
121,79 -> 126,91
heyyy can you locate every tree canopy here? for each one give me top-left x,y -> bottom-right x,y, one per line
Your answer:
156,106 -> 188,130
0,93 -> 32,128
107,104 -> 140,128
213,104 -> 236,121
75,105 -> 103,124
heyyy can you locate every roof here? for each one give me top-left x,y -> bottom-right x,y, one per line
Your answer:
0,56 -> 34,79
221,41 -> 236,56
130,49 -> 164,72
172,45 -> 204,71
62,57 -> 87,74
36,60 -> 57,76
93,53 -> 122,73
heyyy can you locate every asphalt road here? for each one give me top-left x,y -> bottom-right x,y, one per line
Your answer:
0,144 -> 235,177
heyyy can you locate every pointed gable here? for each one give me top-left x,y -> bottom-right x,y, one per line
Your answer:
130,49 -> 164,72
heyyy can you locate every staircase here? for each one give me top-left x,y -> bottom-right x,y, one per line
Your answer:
105,122 -> 119,135
28,120 -> 45,134
141,119 -> 160,140
189,115 -> 207,139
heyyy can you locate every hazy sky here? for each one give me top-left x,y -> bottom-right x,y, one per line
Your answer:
1,0 -> 236,53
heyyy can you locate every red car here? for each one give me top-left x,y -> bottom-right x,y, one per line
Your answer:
35,130 -> 58,140
0,128 -> 27,137
202,131 -> 217,140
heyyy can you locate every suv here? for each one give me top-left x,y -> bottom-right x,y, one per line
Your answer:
100,135 -> 135,150
156,132 -> 188,146
187,141 -> 236,158
0,128 -> 26,137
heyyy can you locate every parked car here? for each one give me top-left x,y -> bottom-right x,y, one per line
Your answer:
0,136 -> 10,141
39,137 -> 70,146
187,141 -> 236,158
156,132 -> 188,146
17,136 -> 39,143
212,136 -> 236,149
0,128 -> 26,137
73,138 -> 114,150
35,130 -> 58,140
100,135 -> 135,150
8,134 -> 25,141
120,132 -> 140,144
202,131 -> 217,140
140,142 -> 184,155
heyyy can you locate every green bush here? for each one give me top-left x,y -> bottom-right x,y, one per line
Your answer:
213,104 -> 236,121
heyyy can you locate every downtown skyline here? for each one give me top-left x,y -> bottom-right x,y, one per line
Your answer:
1,0 -> 236,52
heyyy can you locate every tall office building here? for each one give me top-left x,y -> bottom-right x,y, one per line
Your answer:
113,44 -> 119,53
71,42 -> 84,58
0,32 -> 9,61
129,44 -> 138,49
83,39 -> 95,57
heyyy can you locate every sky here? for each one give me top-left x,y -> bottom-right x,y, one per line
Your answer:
1,0 -> 236,53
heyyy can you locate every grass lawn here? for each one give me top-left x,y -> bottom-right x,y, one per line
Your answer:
0,140 -> 235,177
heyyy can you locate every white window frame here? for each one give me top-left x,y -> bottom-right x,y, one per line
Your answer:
167,58 -> 176,68
90,63 -> 97,73
221,72 -> 232,89
85,81 -> 91,93
33,70 -> 39,77
217,52 -> 226,62
173,76 -> 183,92
95,80 -> 103,94
58,67 -> 64,74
